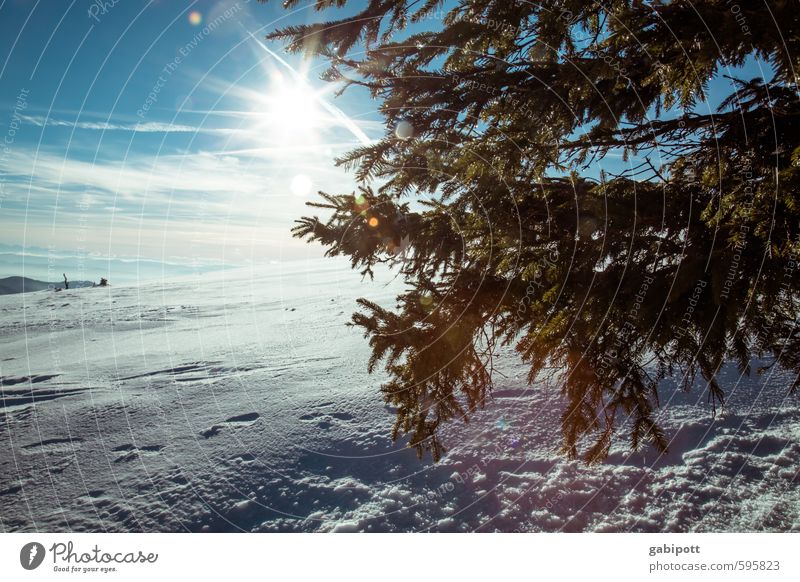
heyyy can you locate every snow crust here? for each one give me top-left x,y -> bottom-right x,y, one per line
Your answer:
1,261 -> 797,532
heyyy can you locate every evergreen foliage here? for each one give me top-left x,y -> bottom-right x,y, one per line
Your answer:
265,0 -> 800,462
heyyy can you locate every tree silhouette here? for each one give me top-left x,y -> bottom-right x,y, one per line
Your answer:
266,0 -> 800,462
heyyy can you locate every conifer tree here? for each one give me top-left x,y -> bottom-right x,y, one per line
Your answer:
264,0 -> 800,462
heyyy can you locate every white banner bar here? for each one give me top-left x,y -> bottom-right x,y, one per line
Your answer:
0,533 -> 797,581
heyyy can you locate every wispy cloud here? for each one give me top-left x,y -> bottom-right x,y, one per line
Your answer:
0,142 -> 360,261
21,115 -> 243,135
0,143 -> 360,226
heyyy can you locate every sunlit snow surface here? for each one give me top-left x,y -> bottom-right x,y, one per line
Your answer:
1,260 -> 797,532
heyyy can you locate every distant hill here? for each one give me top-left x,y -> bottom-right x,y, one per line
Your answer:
0,277 -> 95,295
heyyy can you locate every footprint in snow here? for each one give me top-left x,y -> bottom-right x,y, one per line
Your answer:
230,452 -> 257,463
298,410 -> 354,430
200,412 -> 260,438
21,437 -> 82,452
111,443 -> 165,463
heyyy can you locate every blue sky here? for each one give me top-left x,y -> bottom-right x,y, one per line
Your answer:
0,0 -> 384,281
0,0 -> 775,282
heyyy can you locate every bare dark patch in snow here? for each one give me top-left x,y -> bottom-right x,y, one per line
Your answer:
0,374 -> 60,386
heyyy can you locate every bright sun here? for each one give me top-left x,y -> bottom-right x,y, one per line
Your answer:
259,75 -> 324,138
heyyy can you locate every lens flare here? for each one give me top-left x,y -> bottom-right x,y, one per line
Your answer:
395,120 -> 414,139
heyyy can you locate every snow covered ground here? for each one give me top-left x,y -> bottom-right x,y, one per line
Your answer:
0,260 -> 797,532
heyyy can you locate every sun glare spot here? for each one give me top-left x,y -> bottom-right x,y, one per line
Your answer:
259,77 -> 325,139
291,174 -> 313,197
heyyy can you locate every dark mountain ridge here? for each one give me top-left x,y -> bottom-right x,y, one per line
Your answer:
0,276 -> 95,295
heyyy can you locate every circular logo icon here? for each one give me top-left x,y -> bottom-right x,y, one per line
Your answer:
20,542 -> 45,570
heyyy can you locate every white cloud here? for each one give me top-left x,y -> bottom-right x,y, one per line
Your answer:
21,115 -> 243,135
0,142 -> 361,260
5,148 -> 265,201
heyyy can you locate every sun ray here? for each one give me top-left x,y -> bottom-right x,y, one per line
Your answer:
241,28 -> 373,146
